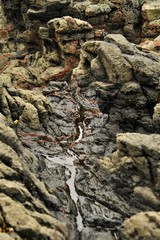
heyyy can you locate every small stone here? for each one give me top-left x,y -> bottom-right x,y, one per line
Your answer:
132,175 -> 141,183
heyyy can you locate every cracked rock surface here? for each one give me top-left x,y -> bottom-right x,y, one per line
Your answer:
0,1 -> 160,240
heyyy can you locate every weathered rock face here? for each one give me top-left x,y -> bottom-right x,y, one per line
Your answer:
101,133 -> 160,196
73,0 -> 143,43
0,66 -> 51,129
139,34 -> 160,54
73,34 -> 160,134
47,16 -> 95,71
1,0 -> 159,56
1,0 -> 72,28
142,0 -> 160,39
0,0 -> 159,86
100,132 -> 160,239
0,1 -> 160,240
0,115 -> 68,240
120,211 -> 160,240
48,16 -> 93,54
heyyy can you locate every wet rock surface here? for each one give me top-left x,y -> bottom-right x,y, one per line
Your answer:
0,1 -> 160,240
0,117 -> 68,240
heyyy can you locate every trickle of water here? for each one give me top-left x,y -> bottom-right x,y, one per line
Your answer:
46,152 -> 84,232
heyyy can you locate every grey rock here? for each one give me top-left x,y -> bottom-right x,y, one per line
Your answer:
1,1 -> 160,240
79,196 -> 122,228
81,227 -> 115,240
73,34 -> 160,133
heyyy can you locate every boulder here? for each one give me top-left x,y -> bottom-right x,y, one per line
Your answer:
0,193 -> 66,240
153,103 -> 160,131
0,67 -> 51,129
48,16 -> 94,70
120,211 -> 160,240
100,133 -> 160,210
81,227 -> 115,240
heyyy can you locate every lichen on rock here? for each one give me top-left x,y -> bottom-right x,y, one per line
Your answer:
0,1 -> 160,240
0,119 -> 68,240
120,211 -> 160,240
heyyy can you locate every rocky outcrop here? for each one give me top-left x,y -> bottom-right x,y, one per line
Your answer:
101,133 -> 160,192
47,16 -> 96,71
2,0 -> 159,55
0,1 -> 160,240
73,0 -> 143,43
100,132 -> 160,239
0,66 -> 51,129
0,115 -> 68,240
73,0 -> 160,42
73,34 -> 160,134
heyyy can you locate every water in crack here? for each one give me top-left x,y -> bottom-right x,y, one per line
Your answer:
46,151 -> 84,232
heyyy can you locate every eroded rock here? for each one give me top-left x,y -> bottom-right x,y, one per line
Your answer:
73,34 -> 160,133
142,0 -> 160,38
100,133 -> 160,210
1,1 -> 160,240
120,211 -> 160,240
0,118 -> 68,240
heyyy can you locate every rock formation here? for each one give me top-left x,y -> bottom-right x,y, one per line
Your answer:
0,115 -> 68,240
0,0 -> 160,240
142,0 -> 160,39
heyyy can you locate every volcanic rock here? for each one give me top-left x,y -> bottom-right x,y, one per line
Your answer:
73,33 -> 160,133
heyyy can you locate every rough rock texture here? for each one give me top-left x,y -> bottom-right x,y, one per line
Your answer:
47,16 -> 96,72
101,133 -> 160,197
0,1 -> 160,240
140,34 -> 160,53
73,34 -> 160,135
73,0 -> 143,42
100,133 -> 160,239
142,0 -> 160,39
2,0 -> 160,50
47,16 -> 97,55
0,67 -> 51,129
0,115 -> 68,240
70,32 -> 160,239
120,211 -> 160,240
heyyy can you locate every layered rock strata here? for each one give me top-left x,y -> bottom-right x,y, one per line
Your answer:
2,0 -> 160,48
0,1 -> 160,240
0,115 -> 68,240
100,133 -> 160,240
142,0 -> 160,39
73,33 -> 160,135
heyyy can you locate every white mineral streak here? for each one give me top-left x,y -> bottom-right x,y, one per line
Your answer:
75,125 -> 83,143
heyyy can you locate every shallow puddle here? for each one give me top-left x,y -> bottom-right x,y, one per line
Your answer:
46,151 -> 84,232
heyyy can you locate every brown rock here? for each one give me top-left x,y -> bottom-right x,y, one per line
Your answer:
121,211 -> 160,240
142,1 -> 160,21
